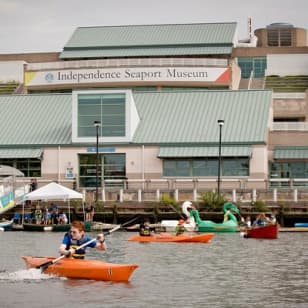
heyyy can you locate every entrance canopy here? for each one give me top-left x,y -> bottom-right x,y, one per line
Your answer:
24,182 -> 83,201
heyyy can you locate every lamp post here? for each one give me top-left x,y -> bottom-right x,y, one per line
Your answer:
94,121 -> 101,204
217,120 -> 224,196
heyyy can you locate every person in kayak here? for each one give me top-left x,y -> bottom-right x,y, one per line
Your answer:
139,218 -> 152,236
253,213 -> 271,226
175,219 -> 186,236
58,220 -> 106,259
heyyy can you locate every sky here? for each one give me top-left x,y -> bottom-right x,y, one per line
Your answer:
0,0 -> 308,54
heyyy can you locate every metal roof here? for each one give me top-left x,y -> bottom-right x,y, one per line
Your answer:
0,148 -> 42,158
60,23 -> 236,59
60,46 -> 233,59
132,90 -> 272,144
0,89 -> 272,148
158,146 -> 252,157
0,94 -> 71,146
274,146 -> 308,159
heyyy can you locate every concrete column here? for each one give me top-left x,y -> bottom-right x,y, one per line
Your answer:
138,189 -> 142,203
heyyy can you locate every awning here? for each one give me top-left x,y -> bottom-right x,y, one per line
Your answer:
0,148 -> 43,159
274,147 -> 308,159
158,146 -> 252,157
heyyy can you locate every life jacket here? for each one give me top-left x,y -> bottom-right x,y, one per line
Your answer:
139,225 -> 151,236
64,233 -> 88,259
175,224 -> 185,236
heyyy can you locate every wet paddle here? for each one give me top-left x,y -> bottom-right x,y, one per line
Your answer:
37,216 -> 139,272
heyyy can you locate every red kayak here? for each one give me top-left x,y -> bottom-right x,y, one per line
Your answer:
244,223 -> 279,239
128,232 -> 214,243
22,256 -> 138,282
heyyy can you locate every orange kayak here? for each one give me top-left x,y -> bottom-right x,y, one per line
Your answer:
22,256 -> 138,282
128,232 -> 214,243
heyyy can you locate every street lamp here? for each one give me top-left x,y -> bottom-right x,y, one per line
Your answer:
94,121 -> 101,203
217,120 -> 224,196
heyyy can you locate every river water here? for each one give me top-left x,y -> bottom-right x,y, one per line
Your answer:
0,230 -> 307,308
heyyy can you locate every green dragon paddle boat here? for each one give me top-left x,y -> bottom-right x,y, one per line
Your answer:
189,202 -> 239,232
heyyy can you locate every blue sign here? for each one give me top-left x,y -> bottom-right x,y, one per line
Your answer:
87,147 -> 115,153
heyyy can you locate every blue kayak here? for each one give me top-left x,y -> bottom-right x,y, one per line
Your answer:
294,223 -> 308,227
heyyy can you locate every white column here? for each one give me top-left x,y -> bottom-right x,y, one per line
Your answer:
138,189 -> 142,203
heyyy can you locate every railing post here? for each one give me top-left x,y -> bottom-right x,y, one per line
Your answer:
101,188 -> 106,202
232,189 -> 237,203
193,189 -> 197,202
156,189 -> 160,201
119,189 -> 123,202
273,189 -> 277,202
294,188 -> 298,202
174,189 -> 178,202
252,189 -> 256,202
138,189 -> 142,203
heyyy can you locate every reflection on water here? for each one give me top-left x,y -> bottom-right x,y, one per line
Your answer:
0,231 -> 307,307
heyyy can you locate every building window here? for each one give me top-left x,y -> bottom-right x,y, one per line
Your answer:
163,158 -> 249,177
237,57 -> 266,78
0,159 -> 41,177
79,153 -> 126,188
270,162 -> 308,186
77,93 -> 126,138
268,29 -> 292,47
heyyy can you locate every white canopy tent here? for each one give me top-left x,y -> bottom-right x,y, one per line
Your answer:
23,182 -> 84,223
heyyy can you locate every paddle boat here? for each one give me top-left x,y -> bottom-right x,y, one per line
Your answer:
22,256 -> 138,282
161,201 -> 196,232
189,202 -> 240,232
128,232 -> 214,243
243,223 -> 279,239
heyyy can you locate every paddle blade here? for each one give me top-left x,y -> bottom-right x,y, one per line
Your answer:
36,260 -> 53,272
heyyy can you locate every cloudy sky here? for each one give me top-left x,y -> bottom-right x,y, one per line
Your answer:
0,0 -> 307,53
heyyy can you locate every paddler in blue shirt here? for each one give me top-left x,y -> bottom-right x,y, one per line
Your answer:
59,220 -> 106,259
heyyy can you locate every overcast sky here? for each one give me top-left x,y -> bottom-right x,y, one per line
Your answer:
0,0 -> 307,54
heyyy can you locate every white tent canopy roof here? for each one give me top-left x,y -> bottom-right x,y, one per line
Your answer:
0,165 -> 24,177
24,182 -> 83,201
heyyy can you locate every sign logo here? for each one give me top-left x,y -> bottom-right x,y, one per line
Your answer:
45,73 -> 54,83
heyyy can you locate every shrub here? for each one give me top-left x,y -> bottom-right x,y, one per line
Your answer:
252,200 -> 268,212
159,193 -> 178,208
199,191 -> 226,211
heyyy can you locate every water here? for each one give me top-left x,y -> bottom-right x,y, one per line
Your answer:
0,230 -> 307,308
